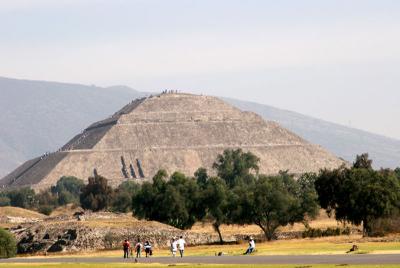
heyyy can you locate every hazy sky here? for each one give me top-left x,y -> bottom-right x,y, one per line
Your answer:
0,0 -> 399,139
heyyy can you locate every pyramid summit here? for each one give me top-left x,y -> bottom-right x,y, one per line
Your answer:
1,92 -> 344,190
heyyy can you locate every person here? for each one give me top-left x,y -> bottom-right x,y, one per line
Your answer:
244,237 -> 256,254
177,236 -> 186,258
171,237 -> 177,257
135,239 -> 143,258
122,239 -> 130,259
144,241 -> 152,257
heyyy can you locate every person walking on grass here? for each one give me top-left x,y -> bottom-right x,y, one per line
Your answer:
144,241 -> 152,257
170,237 -> 177,257
122,239 -> 130,259
178,236 -> 186,258
135,239 -> 143,258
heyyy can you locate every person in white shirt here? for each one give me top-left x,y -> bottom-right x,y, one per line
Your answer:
171,237 -> 178,257
245,237 -> 256,254
177,236 -> 186,258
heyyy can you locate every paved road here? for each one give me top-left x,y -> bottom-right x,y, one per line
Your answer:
1,254 -> 400,264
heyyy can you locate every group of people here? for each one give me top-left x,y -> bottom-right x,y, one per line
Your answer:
122,239 -> 153,259
122,236 -> 255,259
170,236 -> 186,258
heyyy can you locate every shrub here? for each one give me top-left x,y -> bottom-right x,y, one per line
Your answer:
38,205 -> 53,216
0,228 -> 17,258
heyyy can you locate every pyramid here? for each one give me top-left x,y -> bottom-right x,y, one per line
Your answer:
0,93 -> 344,190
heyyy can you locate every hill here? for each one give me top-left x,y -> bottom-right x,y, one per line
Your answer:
0,76 -> 399,178
0,77 -> 145,177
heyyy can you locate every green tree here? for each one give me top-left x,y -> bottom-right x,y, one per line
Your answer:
194,168 -> 208,189
36,190 -> 58,215
0,228 -> 16,258
7,188 -> 36,209
51,176 -> 84,205
315,161 -> 400,236
202,177 -> 229,244
297,173 -> 320,227
132,170 -> 205,229
250,174 -> 305,240
112,181 -> 141,212
213,149 -> 259,188
80,175 -> 113,211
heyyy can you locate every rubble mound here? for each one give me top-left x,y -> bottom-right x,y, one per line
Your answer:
11,211 -> 216,254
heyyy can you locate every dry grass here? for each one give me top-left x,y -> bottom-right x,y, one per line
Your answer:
0,206 -> 47,219
191,210 -> 357,236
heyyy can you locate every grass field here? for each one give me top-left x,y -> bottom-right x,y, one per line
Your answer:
25,235 -> 399,259
0,264 -> 399,268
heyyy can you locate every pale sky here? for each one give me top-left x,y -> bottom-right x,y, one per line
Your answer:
0,0 -> 399,139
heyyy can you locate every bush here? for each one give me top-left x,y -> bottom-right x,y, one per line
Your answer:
0,228 -> 16,258
38,205 -> 53,216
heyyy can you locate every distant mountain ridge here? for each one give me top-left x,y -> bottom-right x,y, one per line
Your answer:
225,98 -> 400,169
0,76 -> 398,177
0,76 -> 145,176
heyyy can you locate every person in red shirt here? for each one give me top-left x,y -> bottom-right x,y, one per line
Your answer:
123,239 -> 130,258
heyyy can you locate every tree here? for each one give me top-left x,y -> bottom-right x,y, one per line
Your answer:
36,190 -> 58,215
315,161 -> 400,236
314,165 -> 348,217
213,149 -> 260,188
80,175 -> 113,211
112,181 -> 141,212
51,176 -> 84,205
250,174 -> 305,240
0,228 -> 16,258
202,177 -> 229,244
7,188 -> 36,209
194,168 -> 208,189
297,173 -> 320,227
353,153 -> 373,169
132,170 -> 205,230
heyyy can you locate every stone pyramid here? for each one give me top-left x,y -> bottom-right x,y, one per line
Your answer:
1,93 -> 344,190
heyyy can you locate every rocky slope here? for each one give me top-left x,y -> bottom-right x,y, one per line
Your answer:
10,211 -> 219,254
